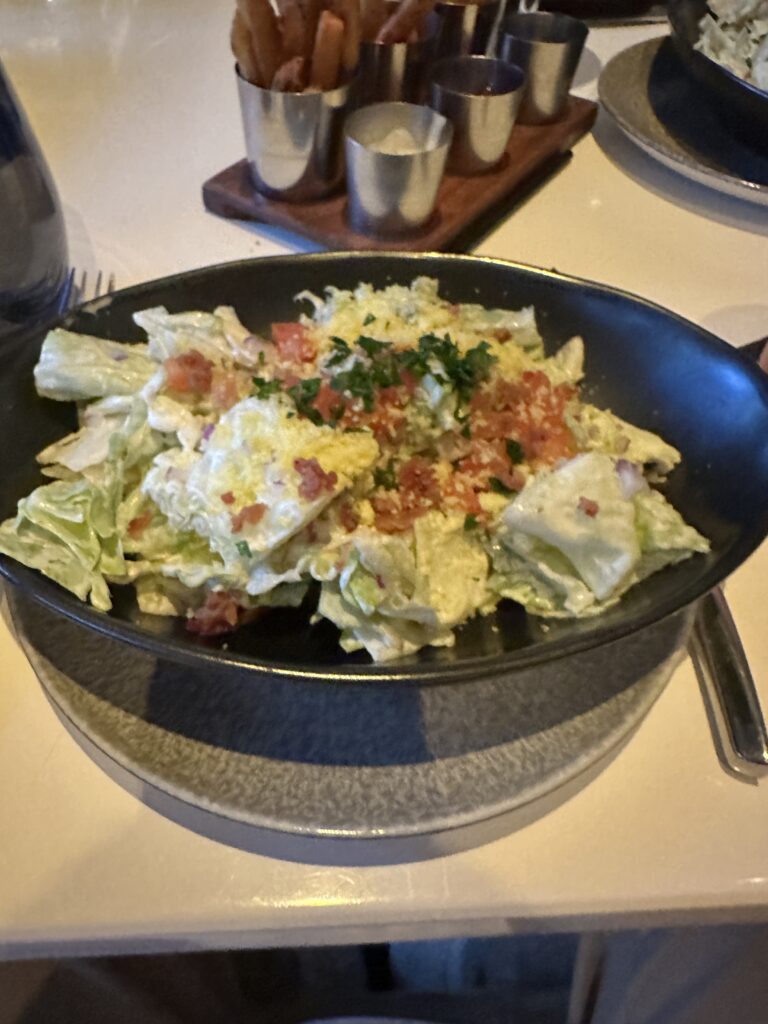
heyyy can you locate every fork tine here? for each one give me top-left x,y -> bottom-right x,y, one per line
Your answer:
77,269 -> 87,306
92,270 -> 103,300
106,272 -> 116,295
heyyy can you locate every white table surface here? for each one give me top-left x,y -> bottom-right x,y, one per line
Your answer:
2,0 -> 768,961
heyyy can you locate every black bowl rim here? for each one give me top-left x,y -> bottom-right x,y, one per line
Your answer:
2,250 -> 768,685
667,0 -> 768,106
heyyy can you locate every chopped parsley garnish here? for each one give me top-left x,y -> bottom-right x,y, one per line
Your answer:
287,377 -> 324,425
489,477 -> 516,496
358,335 -> 390,358
330,362 -> 376,412
373,461 -> 397,490
235,540 -> 252,558
327,336 -> 352,367
460,421 -> 472,439
258,350 -> 266,367
252,376 -> 282,399
464,514 -> 479,530
395,333 -> 497,403
506,439 -> 524,464
363,313 -> 376,326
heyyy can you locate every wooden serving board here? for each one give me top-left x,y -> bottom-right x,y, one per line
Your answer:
202,97 -> 597,253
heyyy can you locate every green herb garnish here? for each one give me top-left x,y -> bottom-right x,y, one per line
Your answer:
464,514 -> 479,530
287,377 -> 323,425
363,313 -> 376,326
489,477 -> 515,496
373,461 -> 398,490
327,336 -> 352,367
236,540 -> 252,558
330,362 -> 376,412
252,376 -> 282,399
506,439 -> 524,464
358,335 -> 390,358
396,333 -> 497,402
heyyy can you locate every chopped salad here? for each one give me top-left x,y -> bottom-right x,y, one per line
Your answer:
0,278 -> 710,662
696,0 -> 768,90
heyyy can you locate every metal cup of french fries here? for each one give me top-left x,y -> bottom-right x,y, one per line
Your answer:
232,0 -> 361,200
229,0 -> 584,234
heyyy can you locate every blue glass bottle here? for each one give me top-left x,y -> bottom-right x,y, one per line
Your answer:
0,59 -> 68,339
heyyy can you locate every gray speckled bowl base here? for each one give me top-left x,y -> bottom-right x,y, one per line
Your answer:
599,38 -> 768,205
9,588 -> 691,842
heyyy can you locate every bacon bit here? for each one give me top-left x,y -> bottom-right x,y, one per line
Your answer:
314,381 -> 346,423
339,501 -> 360,532
271,322 -> 317,364
373,457 -> 440,533
494,328 -> 512,342
127,511 -> 153,538
186,591 -> 241,636
211,370 -> 242,411
578,496 -> 599,517
230,502 -> 267,533
294,457 -> 337,500
164,350 -> 214,394
469,372 -> 576,466
220,491 -> 236,505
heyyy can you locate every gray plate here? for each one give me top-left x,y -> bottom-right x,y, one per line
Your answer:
9,587 -> 690,845
598,37 -> 768,206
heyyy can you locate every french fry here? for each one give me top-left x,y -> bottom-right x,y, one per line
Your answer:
236,0 -> 283,87
298,0 -> 323,57
309,9 -> 345,91
272,55 -> 309,91
331,0 -> 362,72
275,0 -> 307,59
360,0 -> 389,40
376,0 -> 437,43
230,10 -> 263,85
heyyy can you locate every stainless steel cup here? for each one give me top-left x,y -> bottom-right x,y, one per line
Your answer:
433,0 -> 502,60
498,12 -> 587,125
345,102 -> 453,237
429,55 -> 524,174
236,68 -> 353,202
357,13 -> 439,106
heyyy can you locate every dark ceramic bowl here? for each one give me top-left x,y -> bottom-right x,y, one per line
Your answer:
2,251 -> 768,686
668,0 -> 768,155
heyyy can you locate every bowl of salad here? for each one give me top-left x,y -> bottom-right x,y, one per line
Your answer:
1,251 -> 768,682
668,0 -> 768,155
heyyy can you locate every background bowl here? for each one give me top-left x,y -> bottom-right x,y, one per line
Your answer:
2,251 -> 768,685
668,0 -> 768,155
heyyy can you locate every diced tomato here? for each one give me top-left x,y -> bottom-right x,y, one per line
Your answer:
230,502 -> 267,533
220,491 -> 236,505
164,349 -> 214,394
271,322 -> 317,364
186,591 -> 240,636
211,370 -> 242,411
578,496 -> 599,517
294,457 -> 337,500
127,511 -> 153,538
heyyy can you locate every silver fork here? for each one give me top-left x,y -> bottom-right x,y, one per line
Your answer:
59,267 -> 117,313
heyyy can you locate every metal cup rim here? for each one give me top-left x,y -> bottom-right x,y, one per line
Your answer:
345,102 -> 454,156
430,55 -> 526,96
499,11 -> 588,45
